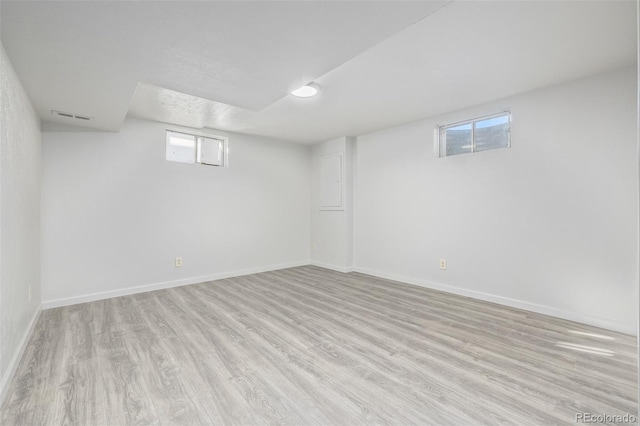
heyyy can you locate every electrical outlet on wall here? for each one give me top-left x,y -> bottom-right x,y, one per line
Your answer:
439,259 -> 447,270
175,257 -> 183,267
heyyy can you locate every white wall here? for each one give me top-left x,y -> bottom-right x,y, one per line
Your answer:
41,117 -> 310,306
354,66 -> 638,334
0,44 -> 42,400
310,136 -> 355,272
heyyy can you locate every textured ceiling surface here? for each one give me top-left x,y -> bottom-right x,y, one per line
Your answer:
1,1 -> 637,143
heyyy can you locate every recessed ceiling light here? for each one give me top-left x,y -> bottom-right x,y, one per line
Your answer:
291,83 -> 319,98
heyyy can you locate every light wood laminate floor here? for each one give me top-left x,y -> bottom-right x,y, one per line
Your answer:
1,266 -> 637,425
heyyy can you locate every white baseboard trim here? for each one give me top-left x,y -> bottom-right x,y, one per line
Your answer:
310,260 -> 354,273
353,266 -> 636,336
0,306 -> 41,405
40,261 -> 636,335
42,261 -> 310,310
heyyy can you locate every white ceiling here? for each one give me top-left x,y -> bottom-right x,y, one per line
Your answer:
1,1 -> 637,144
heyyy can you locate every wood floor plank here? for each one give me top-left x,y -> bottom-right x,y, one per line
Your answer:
97,336 -> 160,426
214,274 -> 550,424
55,358 -> 106,426
1,266 -> 636,425
191,287 -> 399,424
202,284 -> 475,425
170,285 -> 332,425
150,292 -> 266,426
1,308 -> 67,423
123,329 -> 213,425
63,304 -> 97,365
260,268 -> 636,414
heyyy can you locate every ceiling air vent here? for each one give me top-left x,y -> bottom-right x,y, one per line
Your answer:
52,110 -> 93,121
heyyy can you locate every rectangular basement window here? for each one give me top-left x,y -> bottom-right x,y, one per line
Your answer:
166,130 -> 228,167
438,111 -> 511,157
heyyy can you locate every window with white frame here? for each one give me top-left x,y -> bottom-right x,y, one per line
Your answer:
438,111 -> 511,157
166,130 -> 228,167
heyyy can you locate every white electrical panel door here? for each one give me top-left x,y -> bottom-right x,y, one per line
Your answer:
197,136 -> 224,166
319,153 -> 343,210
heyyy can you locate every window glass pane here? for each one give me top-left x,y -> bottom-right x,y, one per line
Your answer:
474,114 -> 510,152
442,123 -> 472,156
197,137 -> 224,166
166,131 -> 196,163
168,132 -> 195,148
